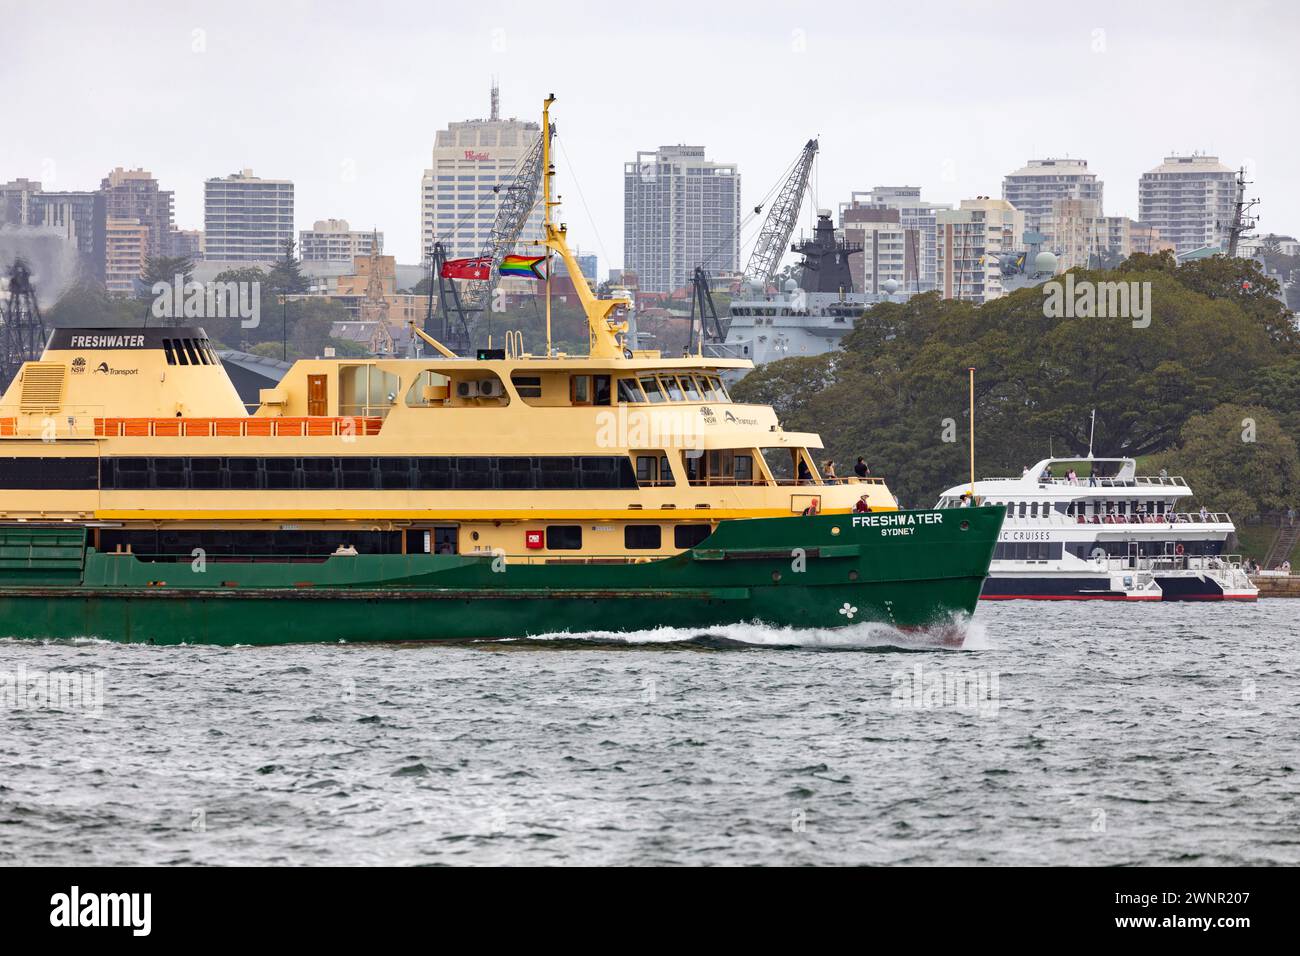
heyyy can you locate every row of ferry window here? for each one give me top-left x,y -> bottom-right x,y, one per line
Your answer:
96,456 -> 638,491
161,337 -> 220,366
507,373 -> 731,405
545,524 -> 712,551
987,500 -> 1176,518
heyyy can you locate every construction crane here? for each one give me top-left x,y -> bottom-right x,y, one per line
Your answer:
743,138 -> 819,288
1,258 -> 46,388
689,138 -> 819,355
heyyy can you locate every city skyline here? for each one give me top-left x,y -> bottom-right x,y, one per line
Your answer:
3,0 -> 1297,272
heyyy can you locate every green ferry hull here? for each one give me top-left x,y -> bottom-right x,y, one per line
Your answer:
0,507 -> 1002,646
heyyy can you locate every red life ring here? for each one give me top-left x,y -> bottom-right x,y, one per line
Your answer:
1175,544 -> 1185,556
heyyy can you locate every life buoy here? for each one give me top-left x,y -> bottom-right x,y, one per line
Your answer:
1175,544 -> 1185,556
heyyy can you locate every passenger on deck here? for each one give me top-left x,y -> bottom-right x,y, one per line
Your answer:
823,460 -> 838,483
854,495 -> 871,513
854,457 -> 869,479
797,460 -> 812,485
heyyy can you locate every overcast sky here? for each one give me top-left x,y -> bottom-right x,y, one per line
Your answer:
4,0 -> 1297,272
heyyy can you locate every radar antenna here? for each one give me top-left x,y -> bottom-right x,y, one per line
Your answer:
1225,166 -> 1259,259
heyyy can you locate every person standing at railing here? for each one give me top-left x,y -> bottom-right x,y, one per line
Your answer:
1200,506 -> 1209,522
854,456 -> 869,479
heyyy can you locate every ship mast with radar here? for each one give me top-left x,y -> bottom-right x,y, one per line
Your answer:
1225,165 -> 1260,259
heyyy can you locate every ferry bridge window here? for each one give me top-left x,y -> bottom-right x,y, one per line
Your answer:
681,376 -> 701,401
674,524 -> 713,549
617,378 -> 644,403
593,375 -> 612,406
698,377 -> 719,402
662,375 -> 685,402
624,525 -> 662,550
640,376 -> 665,403
546,525 -> 582,550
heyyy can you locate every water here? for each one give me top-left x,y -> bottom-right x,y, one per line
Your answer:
1,601 -> 1296,866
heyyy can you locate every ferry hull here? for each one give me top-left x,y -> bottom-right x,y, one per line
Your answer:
980,574 -> 1257,602
0,507 -> 1002,646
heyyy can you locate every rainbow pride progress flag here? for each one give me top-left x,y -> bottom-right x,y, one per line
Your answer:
499,255 -> 548,280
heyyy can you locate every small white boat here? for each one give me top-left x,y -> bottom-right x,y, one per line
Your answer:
937,457 -> 1258,602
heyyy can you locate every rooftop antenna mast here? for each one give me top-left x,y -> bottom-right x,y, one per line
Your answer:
1225,166 -> 1259,259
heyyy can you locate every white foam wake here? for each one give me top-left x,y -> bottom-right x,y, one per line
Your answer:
516,614 -> 990,651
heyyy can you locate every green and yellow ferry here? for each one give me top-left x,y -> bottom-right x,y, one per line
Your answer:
0,100 -> 1002,646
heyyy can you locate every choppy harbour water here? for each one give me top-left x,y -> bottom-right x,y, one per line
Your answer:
1,601 -> 1297,866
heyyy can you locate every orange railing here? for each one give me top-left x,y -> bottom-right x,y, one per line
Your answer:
91,417 -> 384,438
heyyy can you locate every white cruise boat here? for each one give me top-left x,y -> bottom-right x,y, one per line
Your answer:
936,457 -> 1258,601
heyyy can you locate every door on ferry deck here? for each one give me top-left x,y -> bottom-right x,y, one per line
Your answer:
307,375 -> 327,416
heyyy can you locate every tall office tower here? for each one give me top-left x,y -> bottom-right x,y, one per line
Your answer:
419,85 -> 544,262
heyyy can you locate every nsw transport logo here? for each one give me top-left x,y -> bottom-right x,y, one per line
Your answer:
71,357 -> 86,374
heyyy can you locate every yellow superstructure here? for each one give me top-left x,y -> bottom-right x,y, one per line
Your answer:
0,96 -> 898,563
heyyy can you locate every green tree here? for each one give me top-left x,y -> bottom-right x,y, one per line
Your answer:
267,239 -> 308,296
1150,405 -> 1300,519
141,254 -> 195,290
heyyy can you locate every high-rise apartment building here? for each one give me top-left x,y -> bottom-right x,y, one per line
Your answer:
299,219 -> 382,262
1137,154 -> 1237,254
100,168 -> 174,260
840,207 -> 907,294
936,198 -> 1025,303
419,87 -> 544,262
0,178 -> 42,227
1002,158 -> 1103,235
203,169 -> 295,263
104,217 -> 149,294
31,190 -> 107,277
624,145 -> 741,294
840,186 -> 948,292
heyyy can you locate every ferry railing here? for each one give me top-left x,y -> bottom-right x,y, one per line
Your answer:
0,405 -> 107,439
685,476 -> 888,488
987,475 -> 1188,487
1096,553 -> 1247,574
